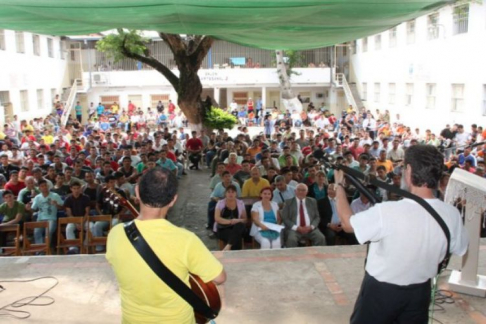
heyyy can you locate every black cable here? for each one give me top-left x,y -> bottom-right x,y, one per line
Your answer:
0,276 -> 59,320
429,269 -> 456,324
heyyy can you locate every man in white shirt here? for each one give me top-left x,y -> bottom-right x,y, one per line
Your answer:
454,124 -> 470,149
229,99 -> 238,111
335,145 -> 468,324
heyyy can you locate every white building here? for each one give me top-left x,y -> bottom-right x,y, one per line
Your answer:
2,1 -> 486,135
77,67 -> 333,116
349,1 -> 486,133
68,39 -> 339,121
0,30 -> 70,124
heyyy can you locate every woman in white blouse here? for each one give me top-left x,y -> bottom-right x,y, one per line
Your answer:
250,187 -> 282,249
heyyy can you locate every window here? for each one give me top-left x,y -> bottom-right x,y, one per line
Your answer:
362,38 -> 368,52
388,83 -> 396,104
37,89 -> 44,110
374,35 -> 381,50
374,83 -> 380,103
0,91 -> 10,106
389,28 -> 397,48
20,90 -> 29,112
60,40 -> 66,60
150,94 -> 170,109
100,96 -> 120,110
0,30 -> 5,50
51,88 -> 57,106
299,92 -> 312,103
482,85 -> 486,116
33,35 -> 40,56
426,83 -> 436,109
362,83 -> 367,100
15,31 -> 25,53
233,92 -> 248,105
453,4 -> 469,35
352,40 -> 357,54
427,13 -> 440,40
405,83 -> 414,106
451,84 -> 464,112
47,38 -> 54,58
407,20 -> 415,44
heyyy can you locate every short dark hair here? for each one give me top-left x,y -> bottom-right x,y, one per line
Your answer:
404,145 -> 444,189
138,167 -> 177,208
225,184 -> 237,193
37,179 -> 48,186
376,165 -> 387,172
70,181 -> 81,188
221,171 -> 231,177
2,190 -> 13,197
105,175 -> 116,183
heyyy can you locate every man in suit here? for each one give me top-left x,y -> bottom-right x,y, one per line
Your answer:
316,184 -> 358,245
282,183 -> 326,247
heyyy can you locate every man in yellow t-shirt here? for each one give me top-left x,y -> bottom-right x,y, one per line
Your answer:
106,168 -> 226,324
376,149 -> 394,173
111,102 -> 119,114
42,129 -> 54,145
242,167 -> 270,197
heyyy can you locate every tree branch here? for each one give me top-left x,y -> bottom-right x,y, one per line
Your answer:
120,34 -> 179,89
191,36 -> 214,70
159,32 -> 185,55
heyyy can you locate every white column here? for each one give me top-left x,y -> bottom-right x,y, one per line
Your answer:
261,86 -> 267,110
213,87 -> 220,106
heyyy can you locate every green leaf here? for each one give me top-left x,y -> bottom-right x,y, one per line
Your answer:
96,30 -> 150,63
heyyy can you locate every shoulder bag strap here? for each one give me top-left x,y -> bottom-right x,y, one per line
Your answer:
123,221 -> 217,320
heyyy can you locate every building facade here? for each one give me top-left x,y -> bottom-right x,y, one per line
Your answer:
349,1 -> 486,132
0,30 -> 70,124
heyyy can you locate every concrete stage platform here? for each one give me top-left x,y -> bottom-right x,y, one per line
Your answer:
0,243 -> 485,324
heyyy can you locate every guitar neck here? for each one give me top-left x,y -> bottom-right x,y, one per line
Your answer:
109,188 -> 139,217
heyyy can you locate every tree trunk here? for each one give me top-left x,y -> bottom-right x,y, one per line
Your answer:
118,31 -> 213,131
275,50 -> 303,113
161,33 -> 214,131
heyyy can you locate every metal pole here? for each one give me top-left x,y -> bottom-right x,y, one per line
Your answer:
85,39 -> 92,89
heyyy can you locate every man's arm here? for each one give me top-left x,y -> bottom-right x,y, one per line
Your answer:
241,181 -> 249,197
309,198 -> 320,229
281,200 -> 295,230
1,212 -> 23,226
334,170 -> 354,233
212,269 -> 227,285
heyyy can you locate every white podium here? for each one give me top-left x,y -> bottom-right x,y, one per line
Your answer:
445,168 -> 486,297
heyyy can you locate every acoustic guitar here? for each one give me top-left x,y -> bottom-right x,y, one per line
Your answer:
109,188 -> 221,323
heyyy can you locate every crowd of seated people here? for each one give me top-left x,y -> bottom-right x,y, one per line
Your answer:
1,99 -> 485,254
205,109 -> 486,250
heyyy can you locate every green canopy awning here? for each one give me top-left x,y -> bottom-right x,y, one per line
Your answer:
0,0 -> 452,50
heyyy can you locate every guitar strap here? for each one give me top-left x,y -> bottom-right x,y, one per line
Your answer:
123,221 -> 218,320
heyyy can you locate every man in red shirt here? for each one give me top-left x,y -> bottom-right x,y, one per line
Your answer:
186,131 -> 203,170
4,171 -> 26,197
168,100 -> 176,114
348,138 -> 364,160
127,101 -> 136,116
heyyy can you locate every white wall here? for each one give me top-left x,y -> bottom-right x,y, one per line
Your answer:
82,67 -> 331,89
350,2 -> 486,133
81,67 -> 332,111
0,30 -> 70,123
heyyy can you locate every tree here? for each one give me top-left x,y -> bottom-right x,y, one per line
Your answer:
96,29 -> 213,131
275,50 -> 303,113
